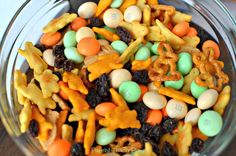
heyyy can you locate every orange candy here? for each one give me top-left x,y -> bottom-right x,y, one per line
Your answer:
138,85 -> 148,101
172,21 -> 190,37
95,102 -> 117,116
71,17 -> 87,31
146,110 -> 163,126
161,107 -> 168,117
77,37 -> 100,56
48,139 -> 71,156
40,32 -> 62,47
186,27 -> 198,37
202,40 -> 220,59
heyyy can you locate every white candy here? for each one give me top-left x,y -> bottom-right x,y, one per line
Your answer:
143,91 -> 167,109
103,9 -> 123,28
110,69 -> 132,88
197,89 -> 218,110
166,99 -> 188,119
42,49 -> 55,66
76,27 -> 95,43
184,108 -> 201,125
77,2 -> 97,19
124,5 -> 142,22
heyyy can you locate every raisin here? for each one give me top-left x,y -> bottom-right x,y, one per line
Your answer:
54,56 -> 66,69
53,45 -> 65,57
88,17 -> 104,27
116,26 -> 132,44
123,61 -> 132,72
116,128 -> 134,137
63,60 -> 75,72
35,43 -> 46,52
162,118 -> 178,134
86,89 -> 102,108
95,74 -> 110,98
131,102 -> 149,123
132,70 -> 149,85
53,71 -> 62,80
102,145 -> 112,153
29,119 -> 39,137
189,138 -> 204,154
149,140 -> 160,156
162,141 -> 177,156
71,143 -> 85,156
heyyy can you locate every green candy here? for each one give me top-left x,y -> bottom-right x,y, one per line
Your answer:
96,128 -> 116,145
64,47 -> 84,63
110,0 -> 123,8
190,81 -> 208,99
198,110 -> 223,137
135,46 -> 151,60
63,30 -> 77,48
177,52 -> 193,75
111,40 -> 128,54
164,75 -> 184,90
151,42 -> 160,55
144,42 -> 153,50
119,81 -> 141,103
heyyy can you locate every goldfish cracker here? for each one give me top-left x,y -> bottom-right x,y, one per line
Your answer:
70,17 -> 87,31
59,90 -> 68,100
95,102 -> 117,116
77,37 -> 101,56
92,27 -> 120,42
96,0 -> 113,17
48,139 -> 71,156
147,0 -> 158,5
119,0 -> 137,12
56,110 -> 68,139
138,85 -> 148,101
202,40 -> 220,59
76,120 -> 85,143
172,21 -> 190,37
146,110 -> 163,126
186,27 -> 197,37
40,32 -> 62,47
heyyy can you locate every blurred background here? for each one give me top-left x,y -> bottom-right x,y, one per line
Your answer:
0,0 -> 236,155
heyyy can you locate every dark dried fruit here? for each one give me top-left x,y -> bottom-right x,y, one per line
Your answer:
29,119 -> 39,137
131,102 -> 149,123
162,141 -> 177,156
53,45 -> 65,57
88,17 -> 104,27
149,140 -> 160,156
54,56 -> 66,69
86,89 -> 102,108
162,118 -> 178,134
116,26 -> 132,44
95,74 -> 110,98
53,71 -> 62,80
189,138 -> 204,154
71,143 -> 85,156
102,145 -> 112,153
132,70 -> 149,85
63,60 -> 75,72
35,43 -> 46,52
123,61 -> 132,72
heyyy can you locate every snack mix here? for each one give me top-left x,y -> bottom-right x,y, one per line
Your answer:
14,0 -> 231,156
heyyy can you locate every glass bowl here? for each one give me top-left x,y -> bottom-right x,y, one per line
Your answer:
0,0 -> 236,155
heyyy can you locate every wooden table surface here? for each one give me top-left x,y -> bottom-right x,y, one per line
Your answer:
0,119 -> 235,156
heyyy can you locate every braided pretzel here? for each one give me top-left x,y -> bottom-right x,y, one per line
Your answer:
150,5 -> 176,26
193,47 -> 229,91
148,42 -> 181,83
109,136 -> 142,153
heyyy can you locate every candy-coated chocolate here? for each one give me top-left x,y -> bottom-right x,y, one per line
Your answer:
190,81 -> 208,99
110,0 -> 124,8
103,9 -> 123,28
77,2 -> 97,19
95,102 -> 117,116
124,5 -> 142,23
42,49 -> 55,67
197,89 -> 218,110
144,42 -> 153,50
150,42 -> 160,55
96,128 -> 116,145
135,46 -> 151,61
77,37 -> 100,56
164,75 -> 184,90
76,27 -> 95,43
184,108 -> 201,125
111,40 -> 128,54
143,91 -> 167,109
119,81 -> 141,103
177,52 -> 192,75
63,30 -> 77,48
64,47 -> 84,63
198,110 -> 223,137
166,99 -> 188,119
146,110 -> 163,125
110,69 -> 132,88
